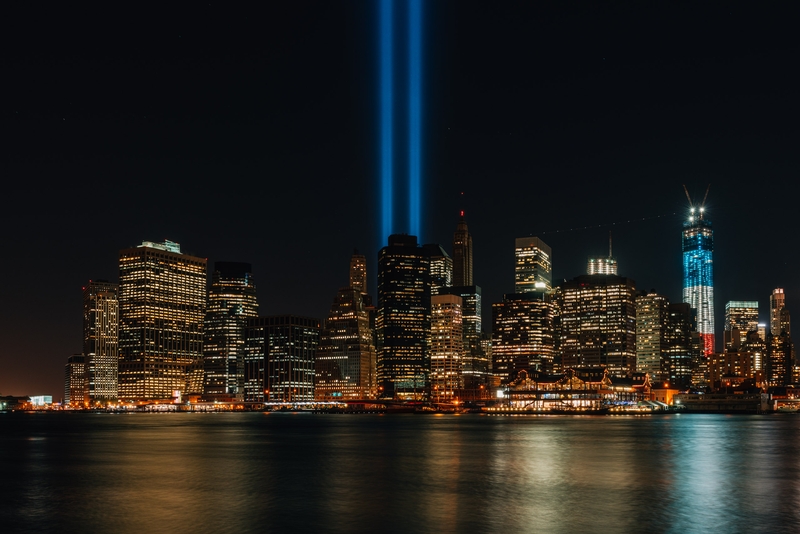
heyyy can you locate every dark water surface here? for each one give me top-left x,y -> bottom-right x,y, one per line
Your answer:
2,412 -> 800,533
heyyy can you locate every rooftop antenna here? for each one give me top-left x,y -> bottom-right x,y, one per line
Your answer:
608,231 -> 612,258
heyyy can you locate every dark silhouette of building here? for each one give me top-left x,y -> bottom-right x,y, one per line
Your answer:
452,211 -> 473,287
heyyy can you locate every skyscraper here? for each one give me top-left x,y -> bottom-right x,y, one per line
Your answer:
441,285 -> 488,393
315,286 -> 377,401
349,250 -> 368,295
244,315 -> 320,403
665,303 -> 696,390
514,237 -> 552,293
724,301 -> 759,351
492,292 -> 556,383
118,240 -> 207,401
635,291 -> 669,381
203,262 -> 258,401
682,206 -> 715,355
557,274 -> 637,377
64,354 -> 85,407
430,294 -> 464,401
423,243 -> 453,294
770,288 -> 790,336
82,280 -> 119,404
452,210 -> 473,287
376,234 -> 431,400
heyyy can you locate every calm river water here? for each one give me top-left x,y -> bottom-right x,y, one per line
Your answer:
2,412 -> 800,533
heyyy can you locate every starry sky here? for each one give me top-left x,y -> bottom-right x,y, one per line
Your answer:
2,1 -> 799,397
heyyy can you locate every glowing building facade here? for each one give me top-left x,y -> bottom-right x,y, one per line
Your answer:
557,274 -> 637,378
514,237 -> 552,293
423,243 -> 453,294
203,262 -> 258,401
118,240 -> 207,400
64,354 -> 85,407
770,288 -> 791,336
244,315 -> 319,403
491,292 -> 556,383
376,234 -> 431,400
682,211 -> 715,355
430,294 -> 464,401
82,280 -> 119,403
635,292 -> 669,381
724,301 -> 759,352
315,287 -> 377,401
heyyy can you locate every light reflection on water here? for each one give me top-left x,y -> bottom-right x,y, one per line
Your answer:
2,413 -> 800,533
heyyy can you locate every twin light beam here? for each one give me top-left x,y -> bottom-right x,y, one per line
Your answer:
380,0 -> 422,242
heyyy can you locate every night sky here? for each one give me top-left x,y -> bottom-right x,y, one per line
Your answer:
2,1 -> 798,397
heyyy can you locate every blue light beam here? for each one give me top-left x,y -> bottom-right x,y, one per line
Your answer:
380,0 -> 394,241
408,0 -> 422,238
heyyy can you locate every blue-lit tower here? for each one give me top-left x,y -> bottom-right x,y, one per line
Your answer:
682,190 -> 715,356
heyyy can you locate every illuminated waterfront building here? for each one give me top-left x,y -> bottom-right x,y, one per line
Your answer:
441,285 -> 488,393
724,301 -> 759,352
708,346 -> 764,389
203,262 -> 258,401
514,237 -> 552,293
118,240 -> 207,400
635,292 -> 669,381
430,294 -> 464,401
244,315 -> 319,402
766,331 -> 794,387
82,280 -> 118,403
557,274 -> 637,378
665,303 -> 696,390
682,207 -> 715,355
423,243 -> 453,294
452,211 -> 473,287
64,354 -> 85,407
376,234 -> 431,400
492,292 -> 556,383
770,288 -> 791,336
315,286 -> 377,401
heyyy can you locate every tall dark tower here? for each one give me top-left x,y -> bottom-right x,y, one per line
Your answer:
453,211 -> 473,287
376,234 -> 431,400
203,262 -> 259,401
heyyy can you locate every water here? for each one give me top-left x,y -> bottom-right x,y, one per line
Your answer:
2,412 -> 800,533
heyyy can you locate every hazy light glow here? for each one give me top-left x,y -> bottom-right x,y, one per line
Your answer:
408,0 -> 422,238
380,0 -> 393,241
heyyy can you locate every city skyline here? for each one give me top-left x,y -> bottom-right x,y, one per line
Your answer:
2,1 -> 799,397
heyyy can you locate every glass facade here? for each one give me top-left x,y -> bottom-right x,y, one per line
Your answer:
682,214 -> 715,355
376,234 -> 431,400
245,316 -> 320,402
203,262 -> 258,401
724,301 -> 759,352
